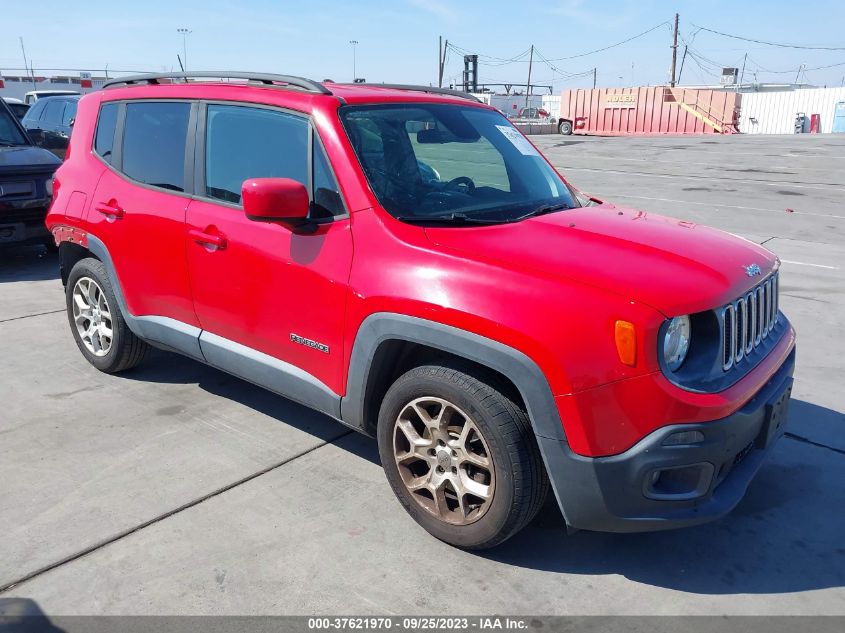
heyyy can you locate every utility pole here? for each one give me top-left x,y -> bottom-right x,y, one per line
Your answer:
669,13 -> 679,87
795,63 -> 805,84
593,67 -> 597,89
524,44 -> 534,109
438,37 -> 447,88
739,53 -> 747,90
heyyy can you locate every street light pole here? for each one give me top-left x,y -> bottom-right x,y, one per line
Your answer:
177,28 -> 192,71
349,40 -> 358,82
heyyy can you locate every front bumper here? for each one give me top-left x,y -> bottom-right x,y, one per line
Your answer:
0,201 -> 51,246
542,347 -> 795,532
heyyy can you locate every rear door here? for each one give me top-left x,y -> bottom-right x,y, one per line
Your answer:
56,99 -> 77,158
38,99 -> 67,156
88,99 -> 199,327
185,102 -> 352,393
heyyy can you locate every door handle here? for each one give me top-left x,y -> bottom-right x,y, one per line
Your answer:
95,201 -> 123,220
188,228 -> 227,251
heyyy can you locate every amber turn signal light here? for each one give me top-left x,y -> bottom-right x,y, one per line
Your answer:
614,320 -> 637,366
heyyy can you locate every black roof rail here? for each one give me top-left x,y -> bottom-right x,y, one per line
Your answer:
102,72 -> 332,95
341,83 -> 481,103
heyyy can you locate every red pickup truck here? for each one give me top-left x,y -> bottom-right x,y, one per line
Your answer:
46,73 -> 795,549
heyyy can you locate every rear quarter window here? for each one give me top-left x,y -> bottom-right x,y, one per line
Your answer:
94,103 -> 119,164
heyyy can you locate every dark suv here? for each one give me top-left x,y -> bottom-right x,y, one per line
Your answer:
0,99 -> 61,248
22,95 -> 80,160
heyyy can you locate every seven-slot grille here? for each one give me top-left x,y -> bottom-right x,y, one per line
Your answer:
720,272 -> 779,371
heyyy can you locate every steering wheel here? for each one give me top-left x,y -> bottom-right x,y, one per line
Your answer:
444,176 -> 476,194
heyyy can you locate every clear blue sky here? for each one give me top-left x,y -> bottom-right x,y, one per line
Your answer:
3,0 -> 844,89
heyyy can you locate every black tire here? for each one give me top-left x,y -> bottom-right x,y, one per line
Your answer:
559,120 -> 573,135
377,361 -> 549,549
65,257 -> 149,373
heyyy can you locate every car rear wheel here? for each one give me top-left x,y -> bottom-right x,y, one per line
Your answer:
377,361 -> 549,549
559,120 -> 573,135
66,257 -> 149,373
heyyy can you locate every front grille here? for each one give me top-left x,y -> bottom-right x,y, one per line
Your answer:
720,272 -> 779,371
0,180 -> 35,200
0,207 -> 49,225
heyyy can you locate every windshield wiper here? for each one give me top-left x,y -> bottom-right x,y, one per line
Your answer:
396,202 -> 572,226
509,201 -> 572,222
396,213 -> 510,225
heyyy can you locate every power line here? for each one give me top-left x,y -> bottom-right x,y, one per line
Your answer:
447,21 -> 670,66
692,25 -> 845,51
542,21 -> 672,60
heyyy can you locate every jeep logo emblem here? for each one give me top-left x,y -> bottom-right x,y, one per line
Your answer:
744,263 -> 762,277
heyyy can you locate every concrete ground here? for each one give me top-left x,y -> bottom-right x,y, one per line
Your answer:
1,134 -> 843,616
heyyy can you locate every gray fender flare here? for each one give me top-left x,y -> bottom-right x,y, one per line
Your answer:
340,313 -> 567,443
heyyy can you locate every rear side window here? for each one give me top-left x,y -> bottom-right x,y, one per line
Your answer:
94,103 -> 119,164
204,104 -> 307,205
21,100 -> 44,124
62,100 -> 77,126
122,102 -> 191,192
42,99 -> 65,125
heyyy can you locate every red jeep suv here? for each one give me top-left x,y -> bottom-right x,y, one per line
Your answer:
46,72 -> 796,549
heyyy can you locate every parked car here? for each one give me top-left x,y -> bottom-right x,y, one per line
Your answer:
0,99 -> 61,248
21,95 -> 80,159
3,97 -> 30,121
46,72 -> 795,549
23,90 -> 79,105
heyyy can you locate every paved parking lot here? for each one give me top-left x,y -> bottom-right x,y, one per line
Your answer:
1,133 -> 843,616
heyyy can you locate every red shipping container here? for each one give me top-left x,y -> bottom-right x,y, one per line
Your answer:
560,86 -> 741,135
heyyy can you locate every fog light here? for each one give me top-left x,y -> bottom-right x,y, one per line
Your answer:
662,430 -> 705,446
644,462 -> 714,500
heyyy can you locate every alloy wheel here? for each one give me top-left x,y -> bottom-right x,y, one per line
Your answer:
72,277 -> 113,357
393,396 -> 495,525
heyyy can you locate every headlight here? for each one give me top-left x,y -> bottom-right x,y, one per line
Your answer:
45,178 -> 53,197
663,315 -> 691,371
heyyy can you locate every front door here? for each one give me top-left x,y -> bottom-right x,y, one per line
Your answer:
185,103 -> 353,394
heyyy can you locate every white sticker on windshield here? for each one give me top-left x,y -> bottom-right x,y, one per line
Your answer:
496,125 -> 539,156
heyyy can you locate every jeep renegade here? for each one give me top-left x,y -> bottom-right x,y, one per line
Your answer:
46,73 -> 796,549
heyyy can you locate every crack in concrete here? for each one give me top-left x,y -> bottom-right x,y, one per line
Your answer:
785,432 -> 845,456
0,429 -> 355,594
0,309 -> 65,324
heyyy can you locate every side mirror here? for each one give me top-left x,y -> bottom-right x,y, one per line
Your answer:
242,178 -> 309,225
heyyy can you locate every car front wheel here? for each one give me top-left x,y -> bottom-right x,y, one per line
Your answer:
377,361 -> 549,549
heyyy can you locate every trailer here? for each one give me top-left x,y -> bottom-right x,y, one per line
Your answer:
558,86 -> 741,135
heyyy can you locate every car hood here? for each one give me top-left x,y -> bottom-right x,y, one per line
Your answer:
423,204 -> 778,316
0,145 -> 61,173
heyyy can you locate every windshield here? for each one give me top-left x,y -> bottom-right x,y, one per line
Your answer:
340,104 -> 576,224
0,105 -> 28,146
